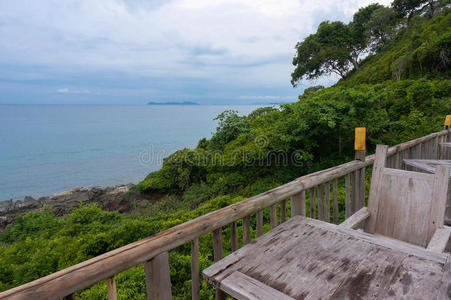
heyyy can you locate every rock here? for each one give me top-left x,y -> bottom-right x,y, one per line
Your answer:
0,184 -> 134,231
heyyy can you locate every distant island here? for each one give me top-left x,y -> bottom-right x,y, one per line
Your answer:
147,101 -> 200,105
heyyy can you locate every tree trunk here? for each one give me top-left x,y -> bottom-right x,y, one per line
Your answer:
350,58 -> 359,71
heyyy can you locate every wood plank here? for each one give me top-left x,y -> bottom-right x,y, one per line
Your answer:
204,216 -> 448,300
359,167 -> 365,207
256,211 -> 263,238
309,188 -> 315,219
331,244 -> 407,300
290,191 -> 305,217
352,170 -> 360,213
230,222 -> 238,252
213,229 -> 225,300
378,254 -> 445,299
366,145 -> 388,234
107,276 -> 117,300
427,226 -> 451,253
325,182 -> 330,222
428,166 -> 450,240
437,257 -> 451,300
243,216 -> 251,245
270,204 -> 277,229
333,179 -> 338,224
345,174 -> 351,218
383,166 -> 436,180
213,229 -> 223,262
318,184 -> 324,221
220,271 -> 295,300
403,159 -> 451,175
339,207 -> 369,229
280,200 -> 286,223
2,131 -> 449,300
191,239 -> 200,300
304,217 -> 448,264
145,252 -> 172,300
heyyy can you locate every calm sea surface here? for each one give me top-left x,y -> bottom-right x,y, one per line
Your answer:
0,105 -> 261,200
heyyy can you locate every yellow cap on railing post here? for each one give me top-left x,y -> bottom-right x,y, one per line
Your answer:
355,127 -> 366,151
445,115 -> 451,129
354,127 -> 366,161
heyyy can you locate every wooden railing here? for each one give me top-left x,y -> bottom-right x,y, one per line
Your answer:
0,129 -> 450,300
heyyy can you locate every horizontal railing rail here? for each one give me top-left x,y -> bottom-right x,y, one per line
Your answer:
1,128 -> 449,300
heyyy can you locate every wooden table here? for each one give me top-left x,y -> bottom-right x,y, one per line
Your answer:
403,159 -> 451,225
203,216 -> 451,300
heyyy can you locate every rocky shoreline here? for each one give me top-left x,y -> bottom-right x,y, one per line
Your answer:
0,184 -> 134,231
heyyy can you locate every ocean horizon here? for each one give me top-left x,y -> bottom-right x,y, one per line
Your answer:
0,104 -> 262,201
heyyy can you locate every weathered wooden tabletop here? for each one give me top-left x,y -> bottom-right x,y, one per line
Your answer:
441,143 -> 451,148
203,216 -> 451,300
403,159 -> 451,175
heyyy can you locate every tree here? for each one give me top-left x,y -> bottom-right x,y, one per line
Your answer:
366,7 -> 398,50
291,21 -> 358,85
392,0 -> 436,20
351,4 -> 385,50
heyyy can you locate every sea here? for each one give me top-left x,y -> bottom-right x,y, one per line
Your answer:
0,104 -> 261,201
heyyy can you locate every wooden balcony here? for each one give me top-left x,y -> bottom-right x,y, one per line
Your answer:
0,129 -> 450,300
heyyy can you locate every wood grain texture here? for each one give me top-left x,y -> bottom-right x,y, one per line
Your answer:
191,239 -> 200,300
270,204 -> 277,229
256,211 -> 263,238
366,145 -> 388,234
213,229 -> 225,300
220,271 -> 294,300
339,207 -> 369,229
318,184 -> 324,221
290,190 -> 305,217
333,179 -> 338,224
230,222 -> 238,252
280,200 -> 286,223
203,216 -> 450,300
309,188 -> 316,219
2,131 -> 449,300
243,216 -> 251,245
427,226 -> 451,253
145,252 -> 172,300
325,182 -> 330,222
107,276 -> 117,300
345,174 -> 351,218
368,147 -> 450,247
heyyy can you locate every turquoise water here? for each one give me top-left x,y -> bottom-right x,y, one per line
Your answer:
0,105 -> 261,200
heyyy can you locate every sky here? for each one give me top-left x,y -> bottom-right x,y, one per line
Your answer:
0,0 -> 392,105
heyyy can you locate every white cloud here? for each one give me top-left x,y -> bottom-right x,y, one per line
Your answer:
0,0 -> 392,103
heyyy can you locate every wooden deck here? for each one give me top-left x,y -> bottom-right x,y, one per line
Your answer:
0,129 -> 449,300
203,216 -> 451,299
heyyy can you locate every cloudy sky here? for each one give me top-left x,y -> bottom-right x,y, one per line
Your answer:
0,0 -> 391,105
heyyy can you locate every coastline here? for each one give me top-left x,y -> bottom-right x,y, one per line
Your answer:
0,184 -> 134,231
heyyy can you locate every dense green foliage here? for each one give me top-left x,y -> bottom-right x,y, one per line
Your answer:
0,3 -> 450,299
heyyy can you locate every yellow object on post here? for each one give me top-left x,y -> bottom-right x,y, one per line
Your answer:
355,127 -> 366,151
445,115 -> 451,127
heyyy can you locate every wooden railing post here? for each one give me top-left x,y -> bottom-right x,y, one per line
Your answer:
145,252 -> 172,300
256,210 -> 263,237
290,190 -> 305,217
230,221 -> 238,251
213,229 -> 225,300
270,205 -> 277,228
107,276 -> 117,300
191,239 -> 200,300
354,127 -> 366,211
243,216 -> 250,245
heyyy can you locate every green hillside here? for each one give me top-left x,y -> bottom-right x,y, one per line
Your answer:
0,3 -> 450,299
